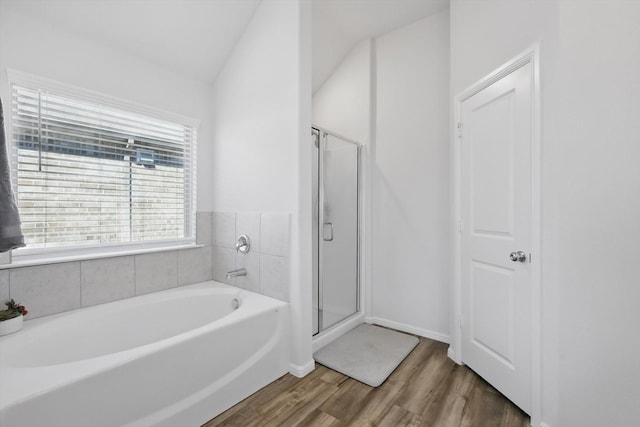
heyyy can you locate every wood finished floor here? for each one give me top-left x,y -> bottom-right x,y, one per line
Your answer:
202,338 -> 530,427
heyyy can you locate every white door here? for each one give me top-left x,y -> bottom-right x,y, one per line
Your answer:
460,61 -> 533,413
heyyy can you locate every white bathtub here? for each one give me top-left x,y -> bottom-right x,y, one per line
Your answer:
0,281 -> 290,427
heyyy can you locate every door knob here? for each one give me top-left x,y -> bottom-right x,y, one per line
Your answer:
510,251 -> 527,262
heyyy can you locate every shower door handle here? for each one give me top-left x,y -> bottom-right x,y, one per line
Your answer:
322,223 -> 334,241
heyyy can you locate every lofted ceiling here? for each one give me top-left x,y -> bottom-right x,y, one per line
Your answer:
1,0 -> 449,89
0,0 -> 261,85
312,0 -> 449,91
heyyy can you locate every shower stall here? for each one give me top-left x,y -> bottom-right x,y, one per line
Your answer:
312,128 -> 360,335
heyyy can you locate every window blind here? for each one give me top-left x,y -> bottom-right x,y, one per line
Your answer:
11,83 -> 196,252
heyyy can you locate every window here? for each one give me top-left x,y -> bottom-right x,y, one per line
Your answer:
9,74 -> 197,258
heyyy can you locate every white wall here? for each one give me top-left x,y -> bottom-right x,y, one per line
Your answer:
209,0 -> 313,375
211,1 -> 302,213
0,4 -> 214,210
312,38 -> 371,332
1,0 -> 314,376
313,38 -> 372,144
372,10 -> 450,341
0,3 -> 217,320
451,1 -> 640,426
312,11 -> 450,342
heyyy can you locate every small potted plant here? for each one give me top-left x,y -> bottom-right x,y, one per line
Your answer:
0,299 -> 28,336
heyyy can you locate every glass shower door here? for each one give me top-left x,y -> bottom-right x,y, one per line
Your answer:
317,130 -> 359,332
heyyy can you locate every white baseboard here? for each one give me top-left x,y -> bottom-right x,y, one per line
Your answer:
366,317 -> 450,344
447,346 -> 456,360
289,359 -> 315,378
447,346 -> 464,365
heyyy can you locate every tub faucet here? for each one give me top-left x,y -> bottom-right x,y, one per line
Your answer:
226,268 -> 247,280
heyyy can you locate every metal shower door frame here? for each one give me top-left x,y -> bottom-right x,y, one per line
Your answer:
314,126 -> 361,334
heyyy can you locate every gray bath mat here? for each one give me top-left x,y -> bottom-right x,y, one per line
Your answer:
314,324 -> 419,387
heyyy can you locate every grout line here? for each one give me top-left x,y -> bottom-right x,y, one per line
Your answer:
174,250 -> 178,288
133,254 -> 138,296
79,260 -> 83,307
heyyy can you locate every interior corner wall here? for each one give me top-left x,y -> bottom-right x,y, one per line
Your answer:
294,0 -> 314,375
209,0 -> 312,372
0,5 -> 214,210
311,10 -> 451,342
451,1 -> 640,426
311,36 -> 373,333
210,1 -> 301,213
312,38 -> 372,145
371,9 -> 451,341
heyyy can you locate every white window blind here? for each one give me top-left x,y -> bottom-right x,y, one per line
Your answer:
10,82 -> 197,254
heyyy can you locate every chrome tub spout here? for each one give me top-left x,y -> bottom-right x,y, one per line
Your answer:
226,268 -> 247,280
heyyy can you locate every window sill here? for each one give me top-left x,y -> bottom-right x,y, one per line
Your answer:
0,243 -> 204,270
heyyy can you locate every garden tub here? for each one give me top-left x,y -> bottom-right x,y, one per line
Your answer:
0,281 -> 290,427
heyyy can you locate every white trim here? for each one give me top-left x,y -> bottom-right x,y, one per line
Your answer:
447,347 -> 463,365
451,44 -> 542,425
6,68 -> 199,264
367,316 -> 450,344
530,42 -> 543,427
364,37 -> 376,321
313,312 -> 365,353
13,237 -> 195,258
288,360 -> 315,378
6,69 -> 200,128
2,243 -> 202,270
359,143 -> 371,322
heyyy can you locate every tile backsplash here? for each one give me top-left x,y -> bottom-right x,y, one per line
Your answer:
211,211 -> 291,302
80,256 -> 135,307
0,210 -> 291,320
10,262 -> 82,318
0,270 -> 9,302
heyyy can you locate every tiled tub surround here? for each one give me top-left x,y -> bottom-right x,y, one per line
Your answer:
0,210 -> 291,319
0,211 -> 215,319
211,211 -> 291,302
